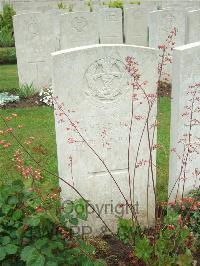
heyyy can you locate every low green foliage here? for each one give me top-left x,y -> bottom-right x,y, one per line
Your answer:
57,2 -> 68,10
0,30 -> 15,47
169,190 -> 200,245
117,203 -> 198,265
135,237 -> 153,265
87,0 -> 93,12
57,2 -> 73,12
68,4 -> 73,12
0,4 -> 15,47
18,83 -> 37,99
0,179 -> 104,265
108,0 -> 124,8
0,4 -> 15,32
0,47 -> 16,64
117,218 -> 134,244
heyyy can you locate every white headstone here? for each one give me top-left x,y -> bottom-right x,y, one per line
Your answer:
124,7 -> 150,46
149,9 -> 187,80
140,0 -> 158,9
160,0 -> 200,9
60,11 -> 99,49
13,12 -> 60,89
187,9 -> 200,44
52,44 -> 158,234
98,8 -> 123,44
169,41 -> 200,201
149,9 -> 186,48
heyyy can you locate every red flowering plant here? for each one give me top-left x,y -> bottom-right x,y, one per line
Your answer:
168,190 -> 200,246
0,25 -> 199,265
116,27 -> 199,265
0,114 -> 105,265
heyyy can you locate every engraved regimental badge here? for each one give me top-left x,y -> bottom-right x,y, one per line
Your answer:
85,57 -> 129,103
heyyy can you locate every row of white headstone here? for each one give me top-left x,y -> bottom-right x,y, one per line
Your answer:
13,7 -> 200,88
4,0 -> 200,13
52,41 -> 200,234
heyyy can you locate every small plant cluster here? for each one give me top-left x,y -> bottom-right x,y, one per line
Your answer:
0,113 -> 104,265
0,178 -> 104,265
0,92 -> 19,106
117,196 -> 199,265
169,190 -> 200,244
0,84 -> 38,107
18,83 -> 37,99
103,1 -> 140,7
115,27 -> 199,265
58,2 -> 73,12
0,4 -> 15,47
107,0 -> 124,8
87,0 -> 93,12
39,85 -> 54,106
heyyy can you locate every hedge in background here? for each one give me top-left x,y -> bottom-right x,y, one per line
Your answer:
0,47 -> 16,64
0,29 -> 15,47
0,4 -> 16,47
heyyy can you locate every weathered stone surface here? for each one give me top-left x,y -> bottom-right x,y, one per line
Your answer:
98,8 -> 123,44
187,9 -> 200,43
160,0 -> 200,9
13,12 -> 60,89
52,44 -> 158,234
60,11 -> 99,49
124,7 -> 152,46
149,9 -> 186,48
149,9 -> 187,80
169,42 -> 200,201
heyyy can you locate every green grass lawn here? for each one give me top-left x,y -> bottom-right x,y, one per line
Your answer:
0,106 -> 58,191
0,65 -> 171,202
157,97 -> 171,201
0,64 -> 19,93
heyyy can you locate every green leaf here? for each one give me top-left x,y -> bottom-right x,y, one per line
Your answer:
8,196 -> 18,205
21,245 -> 45,266
49,241 -> 64,250
180,229 -> 189,239
135,237 -> 153,264
27,254 -> 45,266
21,246 -> 36,261
5,244 -> 18,255
12,180 -> 24,192
69,217 -> 78,225
1,236 -> 10,245
74,199 -> 88,220
1,205 -> 11,214
155,238 -> 167,255
117,218 -> 133,244
63,201 -> 74,214
12,209 -> 23,221
46,262 -> 58,266
35,238 -> 48,249
0,247 -> 6,261
27,216 -> 40,227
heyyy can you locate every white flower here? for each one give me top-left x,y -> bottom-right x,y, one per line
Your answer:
39,85 -> 54,106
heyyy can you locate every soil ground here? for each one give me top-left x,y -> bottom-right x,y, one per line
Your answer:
1,81 -> 171,109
